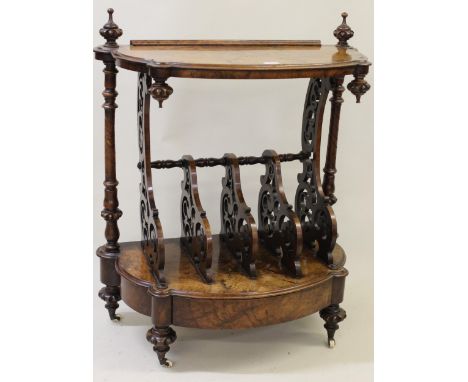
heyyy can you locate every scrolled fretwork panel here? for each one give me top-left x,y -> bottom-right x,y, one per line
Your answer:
295,77 -> 339,266
220,154 -> 259,278
295,160 -> 337,266
258,150 -> 303,277
180,155 -> 214,283
137,72 -> 166,287
302,78 -> 329,154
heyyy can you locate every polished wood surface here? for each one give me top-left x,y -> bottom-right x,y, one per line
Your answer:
117,236 -> 347,335
115,42 -> 368,70
117,236 -> 346,298
131,39 -> 321,46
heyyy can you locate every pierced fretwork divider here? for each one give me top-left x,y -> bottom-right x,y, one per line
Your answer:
258,149 -> 303,277
137,72 -> 166,287
180,155 -> 214,283
220,154 -> 258,278
295,78 -> 338,266
137,74 -> 349,284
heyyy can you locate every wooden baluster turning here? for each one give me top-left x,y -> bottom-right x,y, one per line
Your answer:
95,8 -> 123,320
322,76 -> 345,206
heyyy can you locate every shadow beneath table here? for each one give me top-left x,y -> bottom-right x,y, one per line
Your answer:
117,311 -> 152,326
116,309 -> 372,374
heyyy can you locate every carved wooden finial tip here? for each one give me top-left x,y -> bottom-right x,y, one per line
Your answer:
150,80 -> 174,108
334,11 -> 354,47
99,8 -> 122,48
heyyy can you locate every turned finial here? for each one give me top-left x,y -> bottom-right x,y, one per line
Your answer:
347,66 -> 371,103
99,8 -> 123,48
334,12 -> 354,47
149,79 -> 174,108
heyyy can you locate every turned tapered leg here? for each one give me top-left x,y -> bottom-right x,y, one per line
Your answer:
147,286 -> 175,366
319,304 -> 347,348
98,285 -> 120,321
146,326 -> 177,367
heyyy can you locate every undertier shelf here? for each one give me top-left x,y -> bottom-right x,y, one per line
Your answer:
116,235 -> 347,329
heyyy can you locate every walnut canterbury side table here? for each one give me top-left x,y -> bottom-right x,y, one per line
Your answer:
94,9 -> 371,367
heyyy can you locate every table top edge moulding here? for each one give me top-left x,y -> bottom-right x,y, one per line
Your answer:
94,8 -> 371,368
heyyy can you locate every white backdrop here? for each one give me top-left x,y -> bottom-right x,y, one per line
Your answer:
93,1 -> 373,381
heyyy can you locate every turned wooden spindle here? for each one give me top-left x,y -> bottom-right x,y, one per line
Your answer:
96,8 -> 124,321
323,76 -> 345,206
99,7 -> 123,254
101,60 -> 122,253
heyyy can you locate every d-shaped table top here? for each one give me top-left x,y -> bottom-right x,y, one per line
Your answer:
96,40 -> 370,79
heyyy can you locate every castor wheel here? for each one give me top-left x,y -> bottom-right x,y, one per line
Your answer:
162,359 -> 173,368
111,314 -> 121,321
328,339 -> 336,348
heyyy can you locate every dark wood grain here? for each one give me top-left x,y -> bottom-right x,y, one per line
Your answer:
116,236 -> 347,327
295,78 -> 338,266
258,150 -> 303,277
111,41 -> 370,79
180,155 -> 214,283
137,72 -> 166,287
148,152 -> 308,170
220,153 -> 258,278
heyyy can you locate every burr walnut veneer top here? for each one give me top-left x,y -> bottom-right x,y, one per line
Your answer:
107,40 -> 370,78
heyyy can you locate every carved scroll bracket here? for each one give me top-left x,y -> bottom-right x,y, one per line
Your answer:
258,150 -> 303,277
138,72 -> 166,287
295,160 -> 337,266
296,77 -> 338,267
180,155 -> 213,283
220,154 -> 258,278
302,78 -> 330,154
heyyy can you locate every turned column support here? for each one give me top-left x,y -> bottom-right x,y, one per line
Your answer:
95,8 -> 123,320
322,76 -> 345,206
101,59 -> 123,252
97,8 -> 123,254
